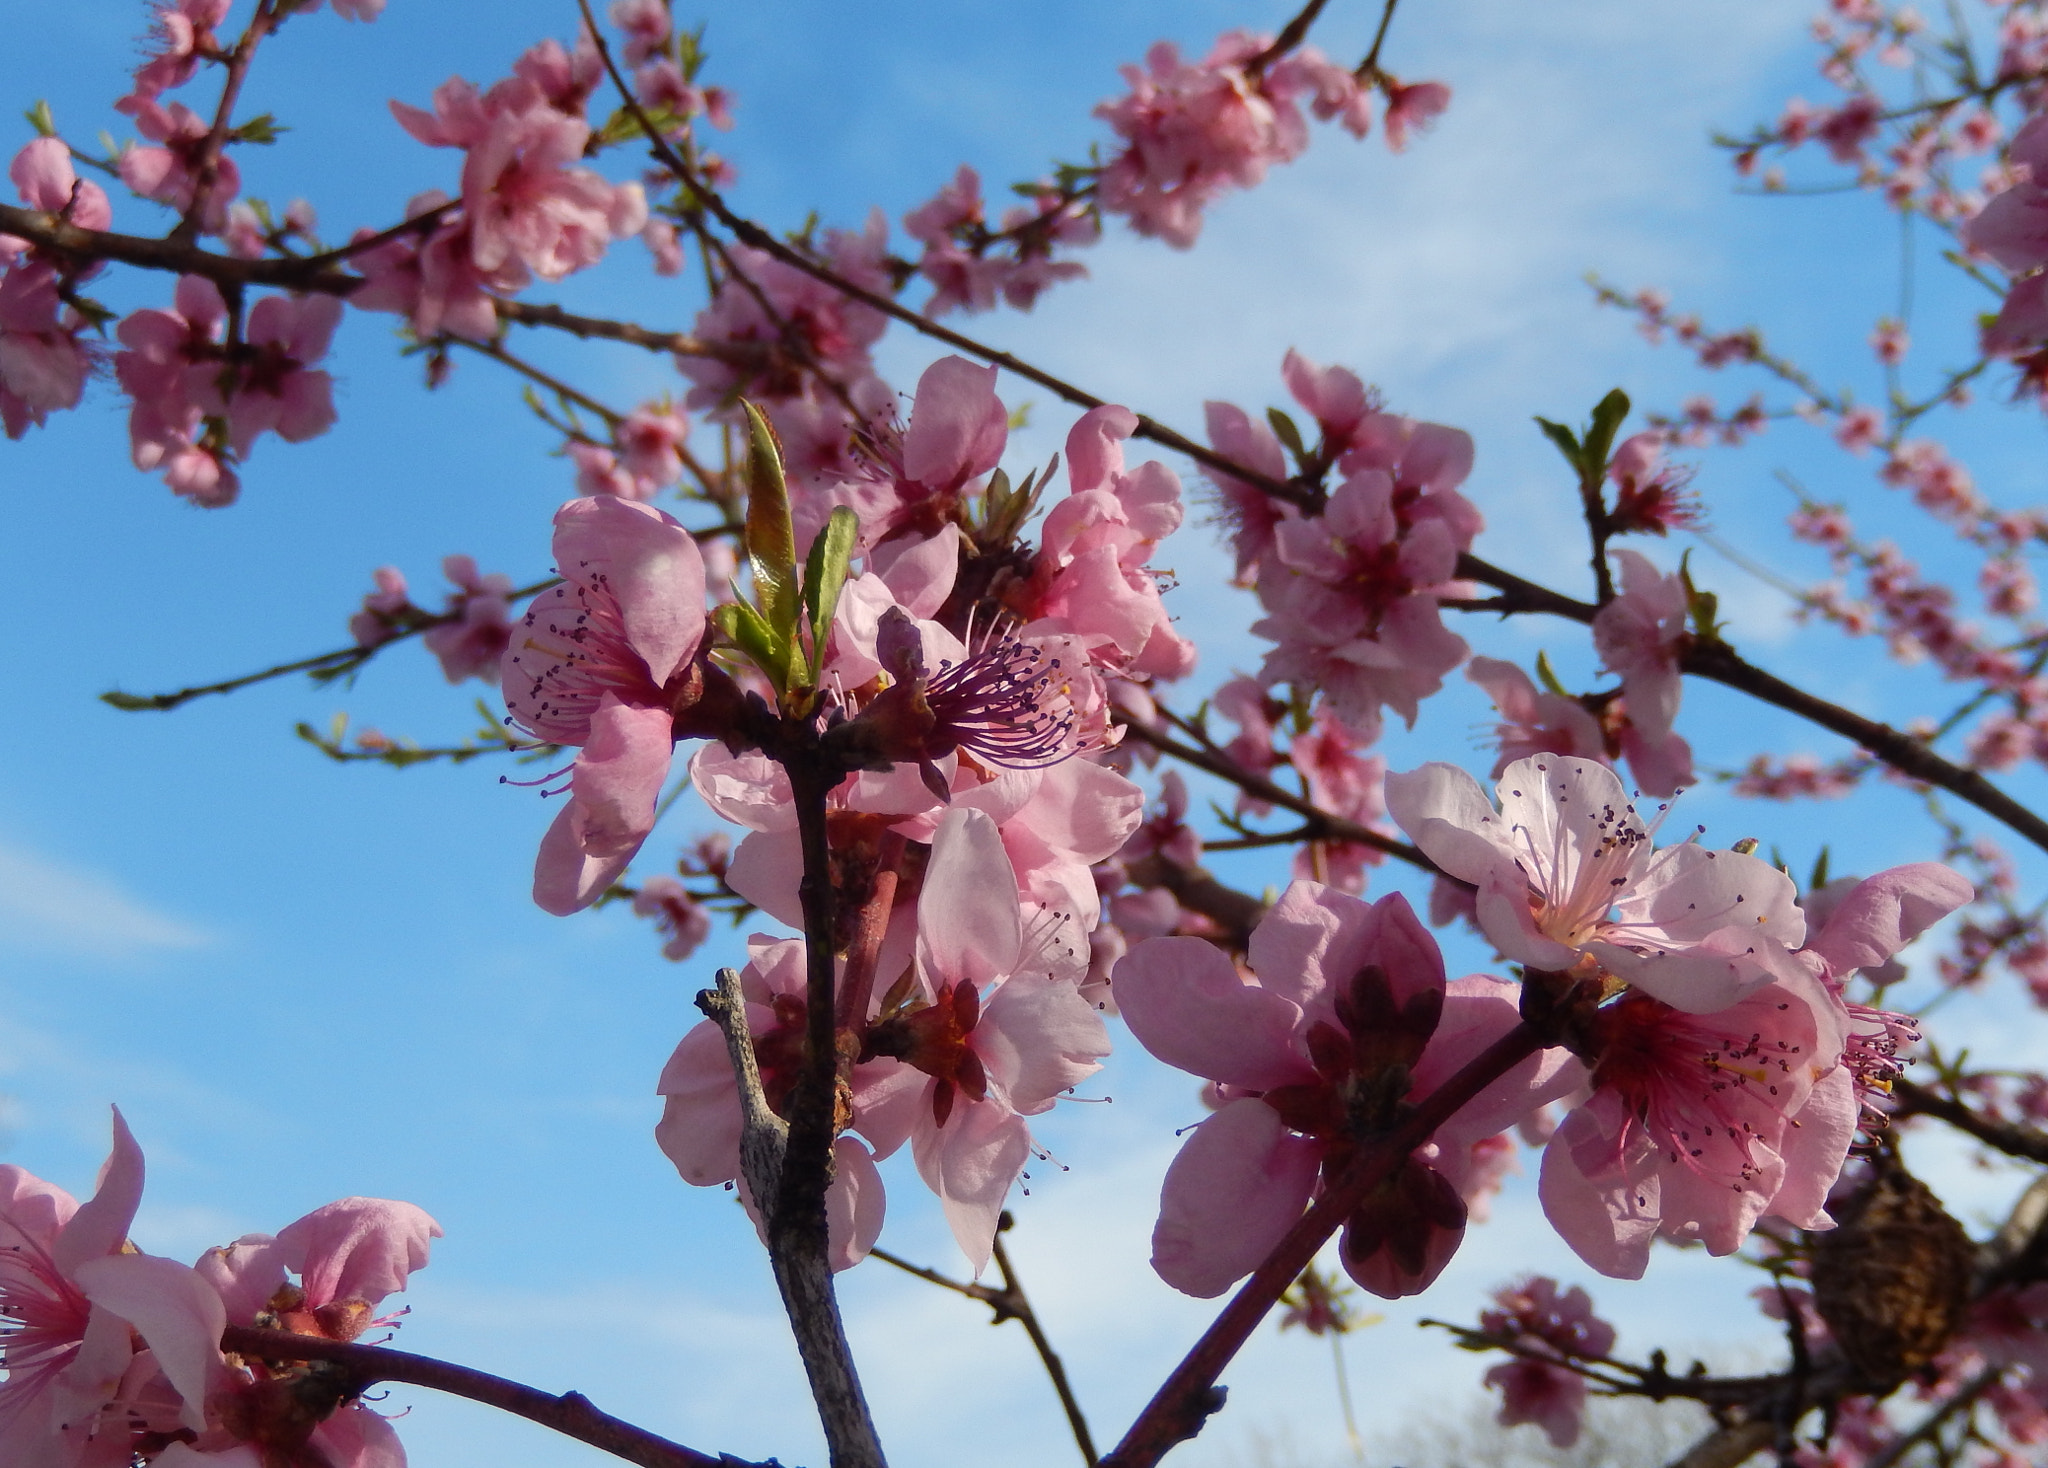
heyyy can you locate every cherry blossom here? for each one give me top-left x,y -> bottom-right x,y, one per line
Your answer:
503,496 -> 709,914
1386,755 -> 1806,1013
864,807 -> 1109,1271
1116,882 -> 1577,1299
1537,968 -> 1852,1278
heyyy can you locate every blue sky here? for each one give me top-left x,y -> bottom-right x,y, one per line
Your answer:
5,2 -> 2048,1466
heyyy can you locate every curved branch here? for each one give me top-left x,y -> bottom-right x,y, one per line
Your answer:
0,203 -> 367,293
1452,553 -> 2048,857
1892,1077 -> 2048,1165
101,577 -> 561,712
220,1325 -> 782,1468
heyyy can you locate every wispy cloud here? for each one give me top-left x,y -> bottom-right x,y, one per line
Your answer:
0,837 -> 214,959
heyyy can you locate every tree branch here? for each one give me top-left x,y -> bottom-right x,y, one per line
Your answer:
100,578 -> 560,712
221,1325 -> 783,1468
1452,553 -> 2048,857
1117,714 -> 1433,876
1892,1077 -> 2048,1165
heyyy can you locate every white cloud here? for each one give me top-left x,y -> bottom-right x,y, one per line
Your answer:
0,836 -> 214,960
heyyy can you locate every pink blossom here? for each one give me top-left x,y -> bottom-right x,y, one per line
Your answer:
10,137 -> 113,233
1817,94 -> 1882,163
1116,883 -> 1577,1299
1538,970 -> 1852,1278
194,1197 -> 436,1464
1834,403 -> 1885,453
124,0 -> 234,103
203,293 -> 342,455
1200,398 -> 1294,580
610,403 -> 692,495
1386,755 -> 1807,1013
865,807 -> 1108,1272
1283,349 -> 1374,450
1479,1277 -> 1614,1448
1605,433 -> 1701,537
609,0 -> 671,66
120,99 -> 240,233
0,1110 -> 247,1464
1592,550 -> 1688,742
818,354 -> 1007,549
0,263 -> 91,432
422,554 -> 514,683
349,565 -> 412,648
391,73 -> 642,285
1467,657 -> 1607,778
347,192 -> 501,343
1020,404 -> 1196,681
632,874 -> 712,960
642,217 -> 683,275
503,496 -> 708,914
1252,453 -> 1471,738
1381,79 -> 1452,152
113,275 -> 240,505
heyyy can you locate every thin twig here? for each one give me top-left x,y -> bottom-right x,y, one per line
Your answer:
172,0 -> 278,245
101,578 -> 560,712
1862,1366 -> 2000,1468
1118,716 -> 1433,875
220,1325 -> 780,1468
1246,0 -> 1333,74
992,1227 -> 1100,1468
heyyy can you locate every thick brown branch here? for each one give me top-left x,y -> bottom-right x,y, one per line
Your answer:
1120,853 -> 1266,951
1893,1078 -> 2048,1165
0,204 -> 366,293
220,1325 -> 777,1468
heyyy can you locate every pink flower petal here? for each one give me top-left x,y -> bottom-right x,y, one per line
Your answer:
1115,936 -> 1308,1091
1152,1098 -> 1320,1298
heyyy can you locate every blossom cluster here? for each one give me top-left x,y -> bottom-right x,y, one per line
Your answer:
0,1110 -> 438,1468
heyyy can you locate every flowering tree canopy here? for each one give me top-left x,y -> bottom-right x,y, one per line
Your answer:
10,1 -> 2048,1466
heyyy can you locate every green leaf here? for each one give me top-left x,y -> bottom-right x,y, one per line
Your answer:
1808,847 -> 1831,893
1266,407 -> 1307,462
740,401 -> 800,640
1533,416 -> 1582,474
713,601 -> 789,694
1533,650 -> 1570,698
801,506 -> 860,681
24,100 -> 55,137
1007,402 -> 1033,431
1582,388 -> 1632,475
1677,549 -> 1723,641
230,114 -> 287,145
100,690 -> 159,711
